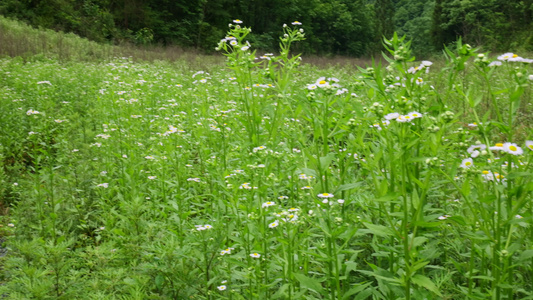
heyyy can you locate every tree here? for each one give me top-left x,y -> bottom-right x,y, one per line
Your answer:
375,0 -> 395,41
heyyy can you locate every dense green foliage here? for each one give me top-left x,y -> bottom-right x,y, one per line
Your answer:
430,0 -> 533,52
1,0 -> 532,56
1,23 -> 533,299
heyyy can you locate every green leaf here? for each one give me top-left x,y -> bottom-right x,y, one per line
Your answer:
472,275 -> 495,281
363,222 -> 395,237
293,273 -> 324,294
342,282 -> 372,299
374,192 -> 399,202
353,288 -> 374,300
298,168 -> 317,178
334,182 -> 362,193
317,217 -> 331,237
319,153 -> 336,170
411,188 -> 420,209
328,128 -> 346,138
344,261 -> 359,275
410,259 -> 429,273
491,88 -> 509,95
461,179 -> 470,197
447,215 -> 466,226
155,274 -> 165,289
518,250 -> 533,261
272,283 -> 290,299
411,274 -> 442,296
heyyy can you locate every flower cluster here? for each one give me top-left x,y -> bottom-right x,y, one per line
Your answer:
307,77 -> 340,90
497,52 -> 533,63
407,60 -> 433,74
195,224 -> 213,231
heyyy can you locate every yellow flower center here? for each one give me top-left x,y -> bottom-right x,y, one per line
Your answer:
528,145 -> 533,150
482,170 -> 490,174
513,54 -> 518,58
465,162 -> 472,166
496,143 -> 503,147
509,145 -> 517,151
319,80 -> 326,85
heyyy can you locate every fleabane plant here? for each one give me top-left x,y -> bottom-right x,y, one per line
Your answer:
215,20 -> 305,147
1,21 -> 533,300
216,20 -> 256,70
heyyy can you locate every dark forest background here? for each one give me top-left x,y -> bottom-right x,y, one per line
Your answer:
1,0 -> 532,57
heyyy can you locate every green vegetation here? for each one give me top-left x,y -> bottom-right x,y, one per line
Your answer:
1,0 -> 532,56
1,21 -> 533,299
0,15 -> 224,65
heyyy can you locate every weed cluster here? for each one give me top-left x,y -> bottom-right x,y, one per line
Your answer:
0,21 -> 532,299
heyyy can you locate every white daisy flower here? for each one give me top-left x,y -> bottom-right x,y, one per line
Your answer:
467,144 -> 487,154
460,158 -> 474,169
408,111 -> 422,119
268,220 -> 279,228
524,140 -> 533,151
315,77 -> 329,88
384,112 -> 400,120
502,142 -> 523,155
396,115 -> 410,123
498,52 -> 515,61
220,247 -> 234,255
317,193 -> 334,198
262,201 -> 276,208
489,143 -> 504,151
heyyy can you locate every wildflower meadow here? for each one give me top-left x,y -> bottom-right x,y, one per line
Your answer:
1,21 -> 533,299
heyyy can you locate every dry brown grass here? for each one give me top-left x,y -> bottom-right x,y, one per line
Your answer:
302,55 -> 378,69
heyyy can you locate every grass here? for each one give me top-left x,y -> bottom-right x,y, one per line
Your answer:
0,21 -> 532,299
0,15 -> 224,67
